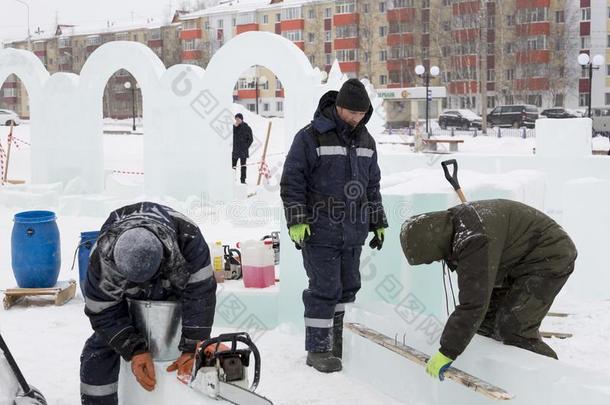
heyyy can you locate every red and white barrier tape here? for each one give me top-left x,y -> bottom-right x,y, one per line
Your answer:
258,161 -> 271,180
0,142 -> 6,185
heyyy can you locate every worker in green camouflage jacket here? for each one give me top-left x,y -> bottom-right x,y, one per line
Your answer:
400,199 -> 576,381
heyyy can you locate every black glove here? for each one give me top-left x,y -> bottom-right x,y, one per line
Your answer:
369,228 -> 385,250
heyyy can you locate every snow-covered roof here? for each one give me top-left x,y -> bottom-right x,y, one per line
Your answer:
180,0 -> 319,20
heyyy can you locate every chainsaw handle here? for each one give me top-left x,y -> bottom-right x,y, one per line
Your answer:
194,332 -> 261,392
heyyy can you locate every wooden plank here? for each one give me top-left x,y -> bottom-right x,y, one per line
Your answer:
540,331 -> 572,339
424,139 -> 465,144
54,280 -> 76,306
346,322 -> 514,401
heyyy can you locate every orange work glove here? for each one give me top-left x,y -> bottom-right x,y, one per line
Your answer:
166,352 -> 195,385
131,352 -> 156,391
204,343 -> 231,358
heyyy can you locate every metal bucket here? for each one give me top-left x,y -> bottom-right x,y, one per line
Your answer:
127,299 -> 182,362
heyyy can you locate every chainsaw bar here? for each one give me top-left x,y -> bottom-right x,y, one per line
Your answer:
218,381 -> 274,405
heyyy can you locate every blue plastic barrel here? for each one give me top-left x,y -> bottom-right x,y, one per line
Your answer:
11,211 -> 61,288
78,231 -> 100,297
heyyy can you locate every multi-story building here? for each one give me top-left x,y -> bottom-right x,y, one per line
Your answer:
0,0 -> 601,123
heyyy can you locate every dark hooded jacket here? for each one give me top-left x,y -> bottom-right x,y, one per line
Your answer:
400,199 -> 576,359
280,90 -> 388,247
83,202 -> 217,361
233,122 -> 253,159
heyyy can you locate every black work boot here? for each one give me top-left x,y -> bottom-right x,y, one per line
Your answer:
332,312 -> 344,359
306,352 -> 342,373
503,337 -> 558,359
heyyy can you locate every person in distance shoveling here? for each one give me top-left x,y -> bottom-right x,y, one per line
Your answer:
400,199 -> 576,380
80,202 -> 217,404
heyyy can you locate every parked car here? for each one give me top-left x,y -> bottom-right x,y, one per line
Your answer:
0,109 -> 21,126
487,105 -> 539,128
540,108 -> 578,119
438,109 -> 482,130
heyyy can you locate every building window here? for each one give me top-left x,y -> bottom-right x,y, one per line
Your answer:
505,69 -> 514,81
325,53 -> 332,65
308,32 -> 315,43
517,7 -> 548,24
392,0 -> 415,8
86,35 -> 102,46
183,39 -> 198,51
506,15 -> 515,26
605,93 -> 610,105
581,7 -> 591,21
276,79 -> 283,89
364,51 -> 370,62
247,104 -> 256,112
308,9 -> 315,19
555,10 -> 564,23
581,36 -> 591,49
308,54 -> 316,65
379,49 -> 387,61
336,0 -> 356,14
606,64 -> 610,76
379,26 -> 387,37
336,24 -> 358,38
281,7 -> 302,20
218,19 -> 223,28
579,93 -> 589,107
149,29 -> 161,40
282,30 -> 303,41
336,49 -> 358,62
379,1 -> 386,12
422,0 -> 430,8
183,19 -> 198,30
263,103 -> 270,112
487,69 -> 495,82
58,37 -> 71,48
324,8 -> 332,18
275,13 -> 281,22
277,101 -> 284,112
115,32 -> 128,41
379,74 -> 387,85
237,12 -> 256,25
526,35 -> 547,50
554,94 -> 564,107
3,88 -> 17,97
324,31 -> 331,42
262,15 -> 269,24
363,3 -> 369,13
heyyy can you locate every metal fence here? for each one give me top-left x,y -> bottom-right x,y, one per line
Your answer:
383,126 -> 536,139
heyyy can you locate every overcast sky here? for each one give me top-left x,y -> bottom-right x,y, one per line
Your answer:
0,0 -> 178,42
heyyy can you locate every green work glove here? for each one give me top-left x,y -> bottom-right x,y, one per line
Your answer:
369,228 -> 385,250
289,223 -> 310,245
426,351 -> 453,381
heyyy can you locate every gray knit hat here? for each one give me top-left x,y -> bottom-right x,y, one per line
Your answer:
113,228 -> 163,283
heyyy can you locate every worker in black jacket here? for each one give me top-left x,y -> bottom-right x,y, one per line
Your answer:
79,202 -> 216,404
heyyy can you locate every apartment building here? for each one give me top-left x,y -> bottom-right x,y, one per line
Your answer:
1,0 -> 603,121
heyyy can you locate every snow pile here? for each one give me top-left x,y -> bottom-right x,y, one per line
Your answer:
0,353 -> 19,405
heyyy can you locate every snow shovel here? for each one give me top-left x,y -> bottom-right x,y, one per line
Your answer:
0,333 -> 47,405
441,159 -> 467,203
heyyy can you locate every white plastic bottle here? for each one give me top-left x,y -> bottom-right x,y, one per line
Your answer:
211,240 -> 225,283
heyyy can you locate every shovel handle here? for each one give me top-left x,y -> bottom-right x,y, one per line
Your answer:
441,159 -> 467,203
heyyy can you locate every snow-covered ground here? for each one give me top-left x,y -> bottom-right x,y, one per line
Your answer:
1,119 -> 610,404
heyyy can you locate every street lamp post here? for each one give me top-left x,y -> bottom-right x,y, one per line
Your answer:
415,64 -> 440,136
15,0 -> 31,50
124,81 -> 138,131
578,53 -> 605,118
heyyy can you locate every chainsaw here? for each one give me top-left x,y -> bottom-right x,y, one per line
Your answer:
190,332 -> 273,405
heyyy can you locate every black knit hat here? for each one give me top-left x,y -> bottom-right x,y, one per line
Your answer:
336,78 -> 371,112
235,113 -> 244,120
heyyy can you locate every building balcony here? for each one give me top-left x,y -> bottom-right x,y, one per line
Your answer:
516,50 -> 550,64
148,39 -> 163,48
453,1 -> 480,16
236,23 -> 259,34
387,8 -> 416,22
334,38 -> 359,50
448,81 -> 479,95
182,50 -> 202,60
339,61 -> 359,73
516,22 -> 550,36
516,0 -> 550,8
387,33 -> 414,46
333,13 -> 359,26
180,29 -> 202,40
280,19 -> 304,31
514,78 -> 549,91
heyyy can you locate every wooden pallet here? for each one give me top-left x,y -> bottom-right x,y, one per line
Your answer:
3,279 -> 77,310
540,331 -> 572,339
